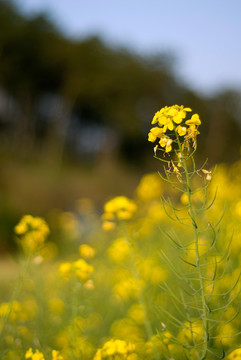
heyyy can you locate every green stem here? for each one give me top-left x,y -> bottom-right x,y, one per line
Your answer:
176,133 -> 208,360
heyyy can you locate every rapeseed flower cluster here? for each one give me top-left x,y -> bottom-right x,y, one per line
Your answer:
0,299 -> 36,323
79,244 -> 96,259
93,339 -> 137,360
14,215 -> 49,253
148,105 -> 201,152
59,258 -> 94,283
25,348 -> 63,360
102,196 -> 137,231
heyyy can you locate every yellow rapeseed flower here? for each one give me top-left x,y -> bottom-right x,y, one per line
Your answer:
25,348 -> 45,360
136,173 -> 162,202
102,220 -> 116,232
152,105 -> 192,131
185,113 -> 201,126
73,258 -> 94,283
102,196 -> 137,230
108,237 -> 131,264
148,105 -> 201,153
59,258 -> 94,283
94,339 -> 136,360
176,125 -> 187,136
148,127 -> 164,142
184,124 -> 200,148
59,262 -> 73,280
52,350 -> 64,360
15,215 -> 50,253
159,136 -> 173,152
104,196 -> 137,216
79,244 -> 96,259
228,348 -> 241,360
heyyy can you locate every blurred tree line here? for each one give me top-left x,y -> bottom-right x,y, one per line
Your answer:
0,0 -> 241,167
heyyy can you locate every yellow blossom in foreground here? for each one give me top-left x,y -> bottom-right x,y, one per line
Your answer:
94,339 -> 136,360
228,348 -> 241,360
25,348 -> 45,360
52,350 -> 63,360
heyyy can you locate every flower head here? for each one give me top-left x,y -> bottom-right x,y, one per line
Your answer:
94,339 -> 136,360
152,105 -> 192,132
148,127 -> 164,142
25,348 -> 45,360
102,196 -> 137,231
15,215 -> 49,253
148,105 -> 201,154
159,136 -> 173,153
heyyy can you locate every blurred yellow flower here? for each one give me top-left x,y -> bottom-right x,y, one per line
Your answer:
102,220 -> 116,232
79,244 -> 96,259
108,237 -> 131,264
228,348 -> 241,360
102,196 -> 137,230
136,173 -> 162,202
52,350 -> 63,360
178,320 -> 204,345
14,215 -> 49,253
104,196 -> 137,216
48,298 -> 64,315
59,262 -> 73,281
73,258 -> 94,283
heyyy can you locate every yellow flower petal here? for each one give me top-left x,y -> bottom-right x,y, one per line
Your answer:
185,114 -> 201,126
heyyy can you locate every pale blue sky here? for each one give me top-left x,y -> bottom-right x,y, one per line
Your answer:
14,0 -> 241,94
